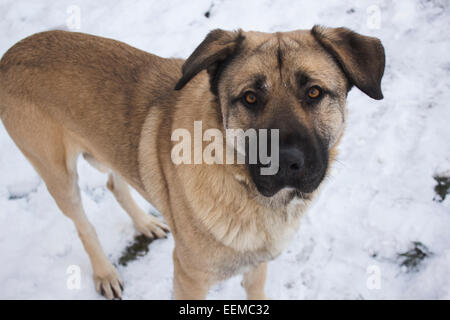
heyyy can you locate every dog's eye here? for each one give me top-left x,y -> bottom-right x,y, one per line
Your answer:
307,86 -> 322,99
243,91 -> 257,106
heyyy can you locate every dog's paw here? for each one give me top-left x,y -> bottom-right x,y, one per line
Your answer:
94,265 -> 124,300
134,214 -> 169,239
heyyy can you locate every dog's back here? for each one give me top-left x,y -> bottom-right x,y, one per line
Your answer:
0,30 -> 182,190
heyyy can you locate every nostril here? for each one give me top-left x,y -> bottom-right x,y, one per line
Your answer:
279,147 -> 305,174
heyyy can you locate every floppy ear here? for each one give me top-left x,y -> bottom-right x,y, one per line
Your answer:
311,25 -> 385,100
174,29 -> 243,90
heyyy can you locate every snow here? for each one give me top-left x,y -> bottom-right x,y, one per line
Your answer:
1,0 -> 449,299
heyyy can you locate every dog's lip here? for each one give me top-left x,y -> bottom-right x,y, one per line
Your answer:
254,182 -> 282,197
295,175 -> 324,193
255,177 -> 322,197
258,187 -> 279,197
256,183 -> 315,199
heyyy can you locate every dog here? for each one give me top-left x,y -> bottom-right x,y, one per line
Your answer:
0,26 -> 384,299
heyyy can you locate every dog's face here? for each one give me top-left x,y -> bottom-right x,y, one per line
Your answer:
176,26 -> 385,198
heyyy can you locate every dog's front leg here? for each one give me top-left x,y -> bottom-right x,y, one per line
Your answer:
172,250 -> 210,299
242,263 -> 268,300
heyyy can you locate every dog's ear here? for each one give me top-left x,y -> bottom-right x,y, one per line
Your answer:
311,25 -> 385,100
175,29 -> 243,90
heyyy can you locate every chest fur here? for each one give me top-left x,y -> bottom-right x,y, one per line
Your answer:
188,173 -> 310,273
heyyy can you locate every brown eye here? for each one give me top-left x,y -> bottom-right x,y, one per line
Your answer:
308,86 -> 322,99
244,91 -> 257,105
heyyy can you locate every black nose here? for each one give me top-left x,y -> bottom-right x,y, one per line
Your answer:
279,147 -> 305,176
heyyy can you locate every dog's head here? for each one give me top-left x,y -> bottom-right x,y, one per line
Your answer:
175,26 -> 385,198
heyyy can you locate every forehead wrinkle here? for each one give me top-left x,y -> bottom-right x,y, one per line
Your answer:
231,73 -> 268,97
293,70 -> 330,90
276,33 -> 284,82
246,35 -> 286,89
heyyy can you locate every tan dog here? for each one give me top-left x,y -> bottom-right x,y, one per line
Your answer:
0,26 -> 384,299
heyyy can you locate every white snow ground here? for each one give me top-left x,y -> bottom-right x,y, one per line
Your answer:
0,0 -> 449,299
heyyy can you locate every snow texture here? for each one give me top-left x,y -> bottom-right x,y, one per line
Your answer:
0,0 -> 449,299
